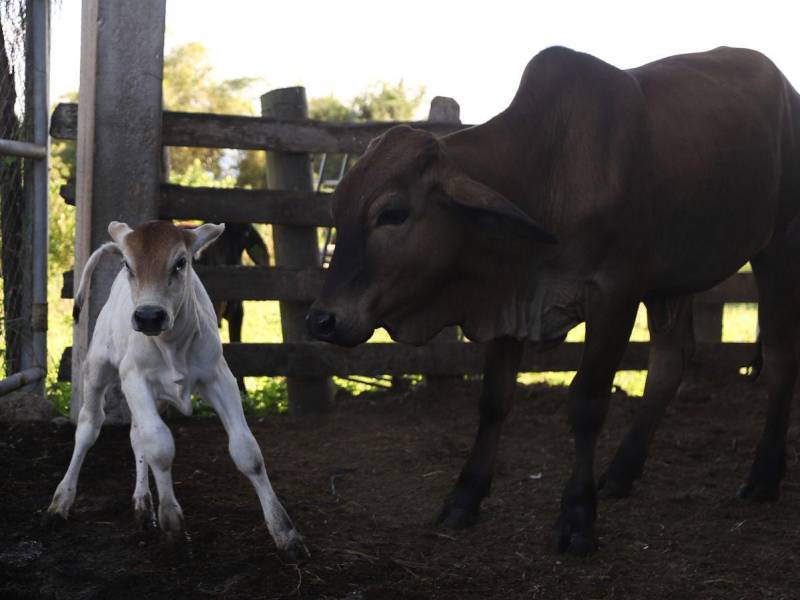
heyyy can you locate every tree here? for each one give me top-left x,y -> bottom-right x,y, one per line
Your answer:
162,42 -> 264,186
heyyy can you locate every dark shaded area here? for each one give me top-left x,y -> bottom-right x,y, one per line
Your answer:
0,373 -> 798,599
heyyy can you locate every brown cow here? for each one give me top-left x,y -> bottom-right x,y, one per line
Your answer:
307,46 -> 800,555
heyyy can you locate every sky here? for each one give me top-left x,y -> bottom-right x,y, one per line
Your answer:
51,0 -> 800,124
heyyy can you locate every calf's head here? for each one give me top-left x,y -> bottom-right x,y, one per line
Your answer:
307,125 -> 556,347
108,220 -> 224,335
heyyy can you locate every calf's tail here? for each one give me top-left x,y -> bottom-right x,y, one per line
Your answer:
73,242 -> 121,322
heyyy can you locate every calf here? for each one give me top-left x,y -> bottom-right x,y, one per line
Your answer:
46,220 -> 306,561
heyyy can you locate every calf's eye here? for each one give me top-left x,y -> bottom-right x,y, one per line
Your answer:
173,257 -> 187,273
376,208 -> 410,227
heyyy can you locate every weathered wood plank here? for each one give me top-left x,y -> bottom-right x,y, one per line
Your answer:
61,267 -> 759,306
160,184 -> 333,226
51,102 -> 469,153
57,340 -> 756,381
61,179 -> 335,227
61,266 -> 325,301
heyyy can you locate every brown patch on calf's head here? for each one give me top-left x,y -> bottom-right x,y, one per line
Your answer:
109,220 -> 224,336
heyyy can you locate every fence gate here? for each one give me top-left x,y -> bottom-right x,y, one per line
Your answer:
0,0 -> 50,418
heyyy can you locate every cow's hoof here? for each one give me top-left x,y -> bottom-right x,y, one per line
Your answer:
41,509 -> 68,530
552,512 -> 598,556
737,480 -> 780,502
277,535 -> 311,564
435,496 -> 480,529
597,471 -> 634,499
133,494 -> 157,531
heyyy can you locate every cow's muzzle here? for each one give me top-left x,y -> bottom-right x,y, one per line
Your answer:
133,305 -> 169,336
306,308 -> 336,341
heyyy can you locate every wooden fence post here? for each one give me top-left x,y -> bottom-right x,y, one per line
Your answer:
262,87 -> 333,415
426,97 -> 462,390
71,0 -> 166,422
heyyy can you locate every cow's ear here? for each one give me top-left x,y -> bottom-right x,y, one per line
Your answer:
108,221 -> 132,244
441,176 -> 558,244
188,223 -> 225,257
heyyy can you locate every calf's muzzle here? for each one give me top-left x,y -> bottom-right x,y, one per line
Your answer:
133,305 -> 168,336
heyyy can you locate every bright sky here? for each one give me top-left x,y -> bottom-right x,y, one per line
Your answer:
51,0 -> 800,124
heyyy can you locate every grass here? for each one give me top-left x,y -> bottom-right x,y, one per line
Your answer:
42,291 -> 760,416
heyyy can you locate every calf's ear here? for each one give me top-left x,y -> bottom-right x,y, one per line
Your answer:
188,223 -> 225,257
108,221 -> 132,244
442,176 -> 558,244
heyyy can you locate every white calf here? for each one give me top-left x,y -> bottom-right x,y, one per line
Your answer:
47,220 -> 307,561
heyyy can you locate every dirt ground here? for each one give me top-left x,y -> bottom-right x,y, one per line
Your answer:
1,370 -> 799,600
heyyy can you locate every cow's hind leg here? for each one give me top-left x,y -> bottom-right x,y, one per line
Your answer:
200,362 -> 308,562
436,337 -> 523,528
738,248 -> 799,501
553,295 -> 638,555
46,361 -> 111,522
226,301 -> 247,392
599,296 -> 694,497
122,374 -> 184,541
130,417 -> 155,529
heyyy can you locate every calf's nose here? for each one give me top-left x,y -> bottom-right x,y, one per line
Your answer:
306,309 -> 336,341
133,305 -> 168,335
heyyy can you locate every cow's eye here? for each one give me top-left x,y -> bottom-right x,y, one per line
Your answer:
173,257 -> 187,273
122,259 -> 134,277
376,208 -> 409,227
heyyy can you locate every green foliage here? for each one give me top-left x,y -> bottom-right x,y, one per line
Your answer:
163,42 -> 263,184
351,81 -> 425,121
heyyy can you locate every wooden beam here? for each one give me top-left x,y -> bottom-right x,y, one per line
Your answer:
159,184 -> 333,226
61,266 -> 759,308
57,340 -> 756,381
50,102 -> 469,153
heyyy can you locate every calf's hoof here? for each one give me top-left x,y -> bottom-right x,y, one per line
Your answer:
552,510 -> 598,556
41,508 -> 69,530
435,495 -> 480,529
277,534 -> 311,564
737,480 -> 780,503
133,493 -> 157,531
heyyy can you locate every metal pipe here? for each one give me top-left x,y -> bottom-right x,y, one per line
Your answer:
29,0 -> 50,384
0,138 -> 47,159
0,367 -> 45,397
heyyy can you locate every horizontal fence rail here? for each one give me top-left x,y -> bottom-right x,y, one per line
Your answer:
57,341 -> 756,381
60,267 -> 759,305
60,179 -> 334,226
50,102 -> 468,153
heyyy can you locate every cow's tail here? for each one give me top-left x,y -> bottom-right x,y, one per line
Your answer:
73,242 -> 121,323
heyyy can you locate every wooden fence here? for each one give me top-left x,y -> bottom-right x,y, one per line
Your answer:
51,99 -> 760,406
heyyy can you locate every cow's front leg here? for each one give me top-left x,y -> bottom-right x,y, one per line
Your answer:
199,361 -> 308,562
437,337 -> 523,528
121,373 -> 184,542
46,361 -> 111,523
130,417 -> 156,529
553,297 -> 638,555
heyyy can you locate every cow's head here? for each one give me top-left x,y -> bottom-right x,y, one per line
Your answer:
307,125 -> 556,347
108,220 -> 224,336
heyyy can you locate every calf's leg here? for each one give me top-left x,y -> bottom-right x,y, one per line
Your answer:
437,337 -> 523,528
130,417 -> 155,528
199,361 -> 308,562
599,296 -> 694,497
553,296 -> 638,555
122,374 -> 184,540
46,362 -> 110,521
